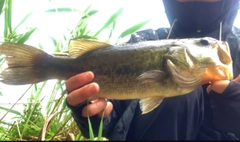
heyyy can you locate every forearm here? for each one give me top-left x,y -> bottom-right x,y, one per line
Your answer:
209,81 -> 240,136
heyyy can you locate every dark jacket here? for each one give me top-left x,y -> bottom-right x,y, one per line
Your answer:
67,0 -> 240,140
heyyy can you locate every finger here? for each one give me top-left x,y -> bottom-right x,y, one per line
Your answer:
97,101 -> 113,118
90,98 -> 105,103
82,98 -> 107,117
65,71 -> 94,92
67,82 -> 99,106
207,74 -> 240,94
208,80 -> 230,94
206,84 -> 212,94
90,99 -> 99,104
234,74 -> 240,82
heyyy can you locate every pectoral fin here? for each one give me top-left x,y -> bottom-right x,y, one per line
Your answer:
140,97 -> 164,114
136,70 -> 167,84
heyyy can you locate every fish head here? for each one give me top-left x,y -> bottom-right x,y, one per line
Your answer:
165,37 -> 233,87
198,38 -> 233,82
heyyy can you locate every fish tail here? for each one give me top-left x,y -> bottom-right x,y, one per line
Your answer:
0,42 -> 52,85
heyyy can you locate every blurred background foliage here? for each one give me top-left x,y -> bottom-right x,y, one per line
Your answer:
0,0 -> 239,141
0,0 -> 167,140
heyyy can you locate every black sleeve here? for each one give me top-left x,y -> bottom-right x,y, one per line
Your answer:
126,28 -> 169,43
208,80 -> 240,137
66,99 -> 126,139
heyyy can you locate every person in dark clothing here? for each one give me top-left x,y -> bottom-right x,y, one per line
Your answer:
65,0 -> 240,140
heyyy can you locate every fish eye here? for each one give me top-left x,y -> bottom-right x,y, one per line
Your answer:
200,39 -> 209,46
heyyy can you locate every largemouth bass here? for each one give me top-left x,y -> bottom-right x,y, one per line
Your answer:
0,37 -> 233,114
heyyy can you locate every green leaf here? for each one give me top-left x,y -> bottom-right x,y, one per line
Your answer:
0,0 -> 5,15
79,24 -> 87,36
49,36 -> 57,46
45,7 -> 78,12
15,27 -> 37,44
87,100 -> 94,140
22,81 -> 47,135
87,116 -> 94,140
94,7 -> 124,37
0,106 -> 22,116
108,21 -> 116,40
13,12 -> 32,31
0,121 -> 13,126
55,41 -> 61,52
80,135 -> 86,141
82,10 -> 98,19
38,43 -> 44,50
83,5 -> 92,13
119,19 -> 151,39
4,0 -> 12,39
97,110 -> 105,140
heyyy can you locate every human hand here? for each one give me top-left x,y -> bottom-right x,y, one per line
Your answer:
65,71 -> 113,118
207,74 -> 240,94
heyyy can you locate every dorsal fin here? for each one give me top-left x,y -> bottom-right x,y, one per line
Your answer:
68,38 -> 112,58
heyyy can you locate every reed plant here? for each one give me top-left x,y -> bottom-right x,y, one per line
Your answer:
0,0 -> 150,140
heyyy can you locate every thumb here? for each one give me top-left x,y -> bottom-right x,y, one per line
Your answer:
234,74 -> 240,82
206,84 -> 212,94
207,74 -> 240,94
206,80 -> 230,94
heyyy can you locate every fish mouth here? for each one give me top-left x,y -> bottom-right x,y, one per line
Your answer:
202,65 -> 233,82
216,41 -> 233,80
202,41 -> 233,81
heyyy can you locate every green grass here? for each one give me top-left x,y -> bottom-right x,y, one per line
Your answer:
0,0 -> 150,140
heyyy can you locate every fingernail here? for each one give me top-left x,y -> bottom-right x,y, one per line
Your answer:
96,99 -> 107,107
97,100 -> 104,106
86,72 -> 93,80
88,83 -> 99,94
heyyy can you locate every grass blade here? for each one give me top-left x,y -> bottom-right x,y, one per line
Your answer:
0,0 -> 5,15
82,10 -> 98,19
49,36 -> 61,52
13,12 -> 32,31
22,82 -> 46,135
15,27 -> 37,44
49,36 -> 57,46
4,0 -> 12,39
119,19 -> 151,39
0,84 -> 32,123
38,43 -> 44,50
0,106 -> 22,116
108,21 -> 116,40
45,7 -> 78,12
97,109 -> 105,140
87,116 -> 94,140
86,100 -> 94,140
83,5 -> 92,13
94,7 -> 124,37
